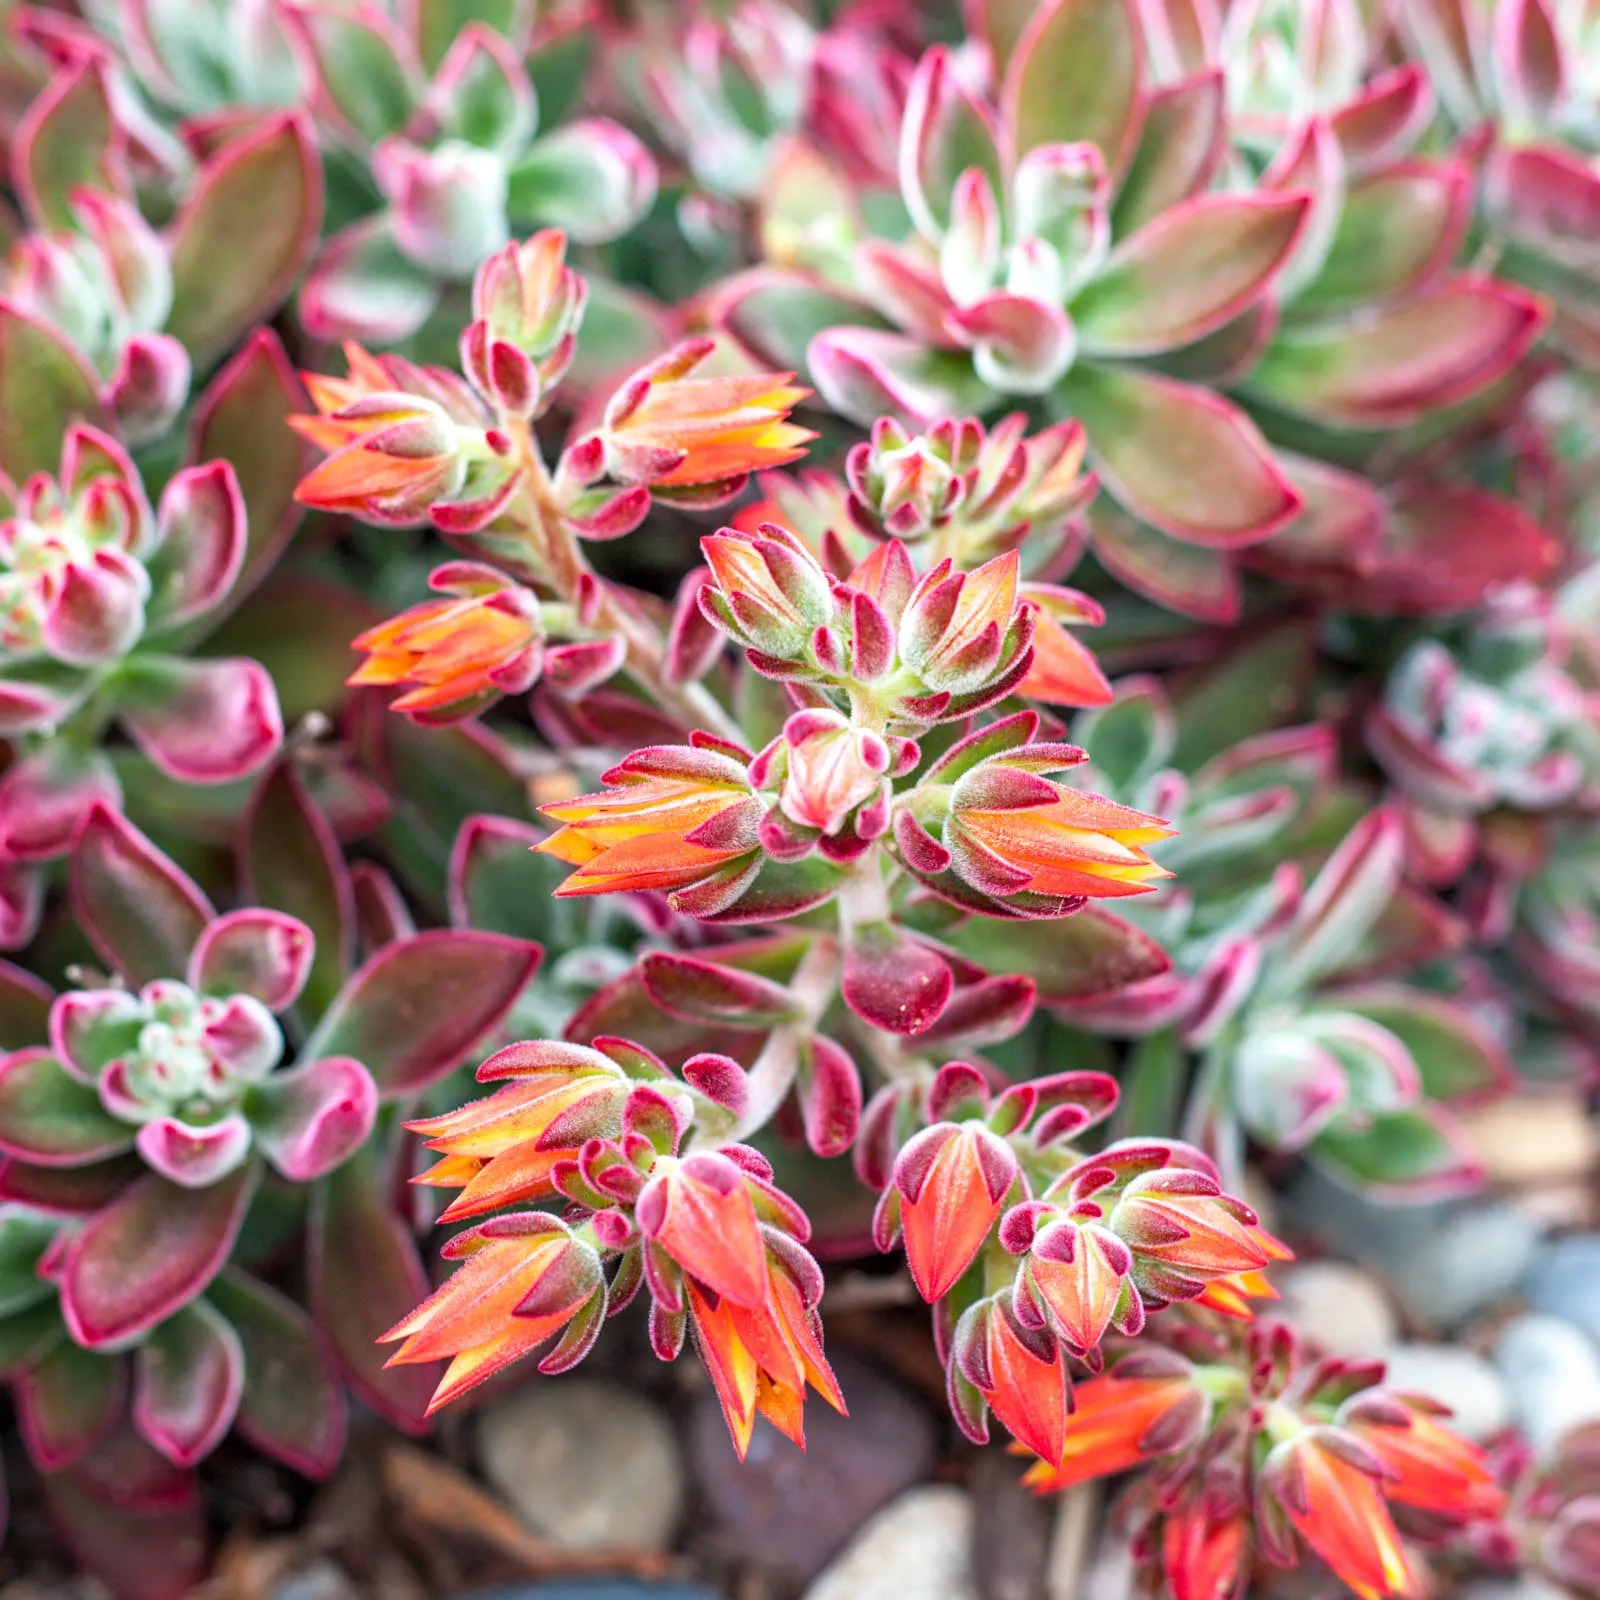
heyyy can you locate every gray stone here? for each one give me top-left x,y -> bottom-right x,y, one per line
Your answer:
273,1561 -> 361,1600
803,1486 -> 976,1600
1285,1168 -> 1539,1331
690,1350 -> 938,1583
1077,1531 -> 1136,1600
1377,1344 -> 1509,1440
1457,1580 -> 1571,1600
1496,1313 -> 1600,1454
1525,1234 -> 1600,1339
475,1379 -> 684,1552
1278,1262 -> 1397,1357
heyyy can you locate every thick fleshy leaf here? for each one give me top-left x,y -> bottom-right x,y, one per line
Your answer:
1088,503 -> 1240,622
61,1164 -> 257,1348
71,806 -> 213,985
0,1211 -> 56,1317
0,743 -> 120,864
1003,0 -> 1145,178
300,930 -> 541,1100
15,1339 -> 125,1471
133,1299 -> 244,1468
186,330 -> 309,613
447,813 -> 582,947
0,1049 -> 134,1166
247,1055 -> 377,1181
504,119 -> 656,244
290,2 -> 422,144
137,1114 -> 254,1190
208,1269 -> 346,1476
0,962 -> 52,1051
1112,69 -> 1227,237
1240,451 -> 1385,583
144,460 -> 247,631
713,269 -> 887,375
811,327 -> 990,426
309,1145 -> 437,1434
1312,1103 -> 1482,1201
1075,193 -> 1308,356
299,215 -> 442,344
242,764 -> 354,1020
841,921 -> 952,1034
0,300 -> 108,483
1334,986 -> 1511,1105
944,907 -> 1169,1001
1331,65 -> 1434,172
1486,143 -> 1600,277
1270,809 -> 1402,998
899,46 -> 1005,240
166,114 -> 324,361
118,655 -> 284,784
1297,162 -> 1469,313
14,55 -> 123,229
1061,364 -> 1300,546
640,951 -> 801,1026
42,1425 -> 207,1599
1248,278 -> 1546,427
190,909 -> 315,1011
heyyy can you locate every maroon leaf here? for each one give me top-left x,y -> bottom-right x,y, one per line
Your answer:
166,114 -> 325,361
841,921 -> 953,1035
639,950 -> 801,1026
208,1269 -> 347,1477
71,806 -> 214,985
0,1048 -> 133,1166
15,1339 -> 125,1471
308,1145 -> 437,1435
0,961 -> 51,1050
243,763 -> 355,1021
302,930 -> 541,1100
1088,501 -> 1240,622
133,1299 -> 244,1468
60,1164 -> 257,1349
942,908 -> 1171,1001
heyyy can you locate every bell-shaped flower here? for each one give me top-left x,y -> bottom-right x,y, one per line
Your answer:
686,1231 -> 846,1458
379,1212 -> 605,1412
899,550 -> 1030,699
700,521 -> 835,660
537,743 -> 762,905
594,339 -> 814,494
1020,1355 -> 1209,1492
1163,1499 -> 1249,1600
1108,1166 -> 1277,1304
1258,1426 -> 1414,1600
770,709 -> 890,840
351,562 -> 542,723
638,1148 -> 772,1311
1338,1389 -> 1506,1522
949,1292 -> 1070,1465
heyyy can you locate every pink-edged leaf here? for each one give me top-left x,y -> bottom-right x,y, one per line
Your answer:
166,113 -> 324,361
1076,193 -> 1309,356
1090,500 -> 1241,621
0,743 -> 119,864
1485,143 -> 1600,278
71,806 -> 214,986
1330,65 -> 1433,172
0,299 -> 108,483
1240,451 -> 1385,581
1333,985 -> 1511,1106
14,55 -> 125,229
190,909 -> 315,1011
970,0 -> 1045,76
248,1055 -> 378,1182
41,1426 -> 206,1600
144,460 -> 247,632
1274,809 -> 1403,994
207,1269 -> 346,1477
308,1144 -> 437,1436
1003,0 -> 1145,179
133,1298 -> 244,1469
1312,1102 -> 1483,1202
352,862 -> 415,952
639,950 -> 800,1026
15,1339 -> 124,1471
0,962 -> 52,1050
709,268 -> 888,375
1113,69 -> 1227,236
796,1033 -> 862,1159
301,930 -> 541,1100
298,214 -> 441,345
1496,0 -> 1565,126
841,921 -> 953,1035
1062,363 -> 1300,547
899,46 -> 1004,240
242,763 -> 354,1021
186,329 -> 310,612
0,1048 -> 131,1167
1297,161 -> 1470,313
61,1163 -> 256,1349
0,1154 -> 142,1216
809,326 -> 990,426
1248,277 -> 1546,427
944,906 -> 1170,1001
118,654 -> 284,784
288,1 -> 422,144
136,1114 -> 254,1190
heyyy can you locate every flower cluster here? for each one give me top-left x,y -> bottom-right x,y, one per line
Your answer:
0,0 -> 1591,1592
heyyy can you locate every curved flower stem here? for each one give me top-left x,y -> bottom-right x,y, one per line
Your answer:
508,426 -> 744,746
